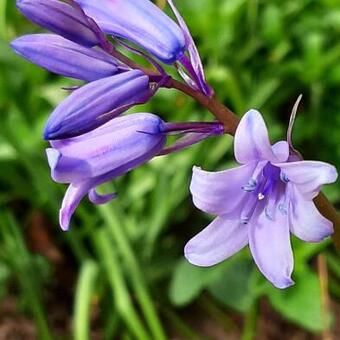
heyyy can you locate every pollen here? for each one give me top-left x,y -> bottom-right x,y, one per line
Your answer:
258,193 -> 265,200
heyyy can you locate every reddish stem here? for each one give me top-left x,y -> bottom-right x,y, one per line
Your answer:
166,78 -> 240,135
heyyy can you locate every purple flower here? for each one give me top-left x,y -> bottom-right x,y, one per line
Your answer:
47,113 -> 223,230
186,109 -> 338,289
11,34 -> 125,82
44,70 -> 151,139
16,0 -> 105,48
75,0 -> 186,64
47,113 -> 167,231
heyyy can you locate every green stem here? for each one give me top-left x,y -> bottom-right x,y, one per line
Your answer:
74,260 -> 99,340
241,301 -> 258,340
94,229 -> 150,340
98,204 -> 167,340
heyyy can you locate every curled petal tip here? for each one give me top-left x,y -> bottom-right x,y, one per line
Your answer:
46,148 -> 61,171
184,243 -> 207,267
272,277 -> 295,289
59,208 -> 70,232
329,165 -> 338,182
88,188 -> 117,205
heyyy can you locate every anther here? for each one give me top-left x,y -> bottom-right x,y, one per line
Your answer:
280,172 -> 289,183
242,179 -> 257,192
258,193 -> 265,200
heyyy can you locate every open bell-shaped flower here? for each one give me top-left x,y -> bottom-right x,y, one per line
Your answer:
44,70 -> 152,139
47,113 -> 223,231
186,109 -> 338,289
47,113 -> 167,231
75,0 -> 186,64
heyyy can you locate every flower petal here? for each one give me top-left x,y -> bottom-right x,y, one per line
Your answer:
289,185 -> 333,242
11,34 -> 122,81
249,204 -> 294,289
184,216 -> 248,267
88,188 -> 117,205
59,180 -> 93,231
190,163 -> 256,215
276,161 -> 338,199
166,0 -> 212,96
272,141 -> 289,161
235,110 -> 288,164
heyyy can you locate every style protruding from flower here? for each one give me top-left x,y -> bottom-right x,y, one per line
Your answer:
186,109 -> 338,289
47,113 -> 223,230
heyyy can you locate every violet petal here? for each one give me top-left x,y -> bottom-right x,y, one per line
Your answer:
59,180 -> 93,231
249,205 -> 294,289
289,185 -> 333,242
184,216 -> 248,267
235,110 -> 289,164
275,161 -> 338,200
190,163 -> 256,215
167,0 -> 212,96
88,188 -> 117,205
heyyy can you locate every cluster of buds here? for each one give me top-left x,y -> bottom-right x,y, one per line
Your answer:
12,0 -> 221,230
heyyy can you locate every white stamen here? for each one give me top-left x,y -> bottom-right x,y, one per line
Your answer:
258,193 -> 265,200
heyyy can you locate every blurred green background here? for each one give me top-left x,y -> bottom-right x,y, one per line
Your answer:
0,0 -> 340,339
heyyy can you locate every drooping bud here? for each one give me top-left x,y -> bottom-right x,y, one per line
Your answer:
16,0 -> 104,47
44,70 -> 151,139
11,34 -> 124,81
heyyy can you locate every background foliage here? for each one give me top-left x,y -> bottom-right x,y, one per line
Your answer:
0,0 -> 339,339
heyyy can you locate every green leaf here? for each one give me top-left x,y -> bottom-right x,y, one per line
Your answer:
268,269 -> 325,332
169,259 -> 221,306
207,255 -> 256,313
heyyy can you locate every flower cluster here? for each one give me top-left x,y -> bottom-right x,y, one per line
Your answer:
12,0 -> 338,289
11,0 -> 220,230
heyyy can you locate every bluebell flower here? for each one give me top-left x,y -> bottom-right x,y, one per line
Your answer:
75,0 -> 186,64
44,70 -> 152,139
47,113 -> 166,230
11,34 -> 126,82
47,113 -> 223,230
186,109 -> 338,289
